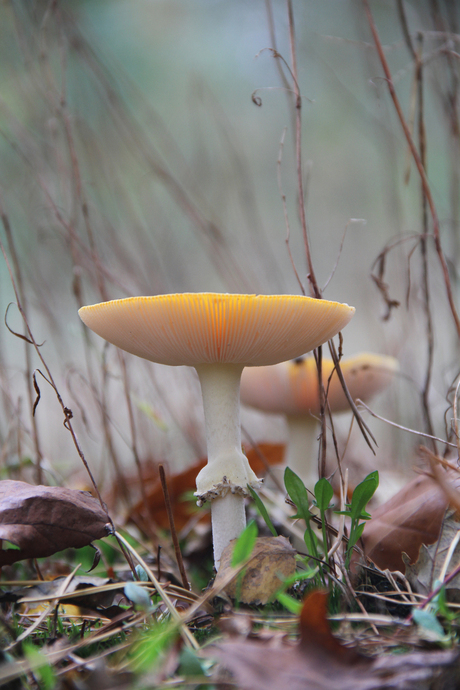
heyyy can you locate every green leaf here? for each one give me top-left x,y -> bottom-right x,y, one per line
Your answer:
178,646 -> 211,677
135,564 -> 149,582
349,471 -> 379,520
124,582 -> 153,611
303,527 -> 318,555
231,520 -> 258,567
276,591 -> 302,614
23,644 -> 56,690
247,484 -> 277,537
352,521 -> 366,543
412,608 -> 446,639
281,567 -> 318,588
1,540 -> 20,551
314,478 -> 334,511
129,621 -> 178,673
284,467 -> 312,524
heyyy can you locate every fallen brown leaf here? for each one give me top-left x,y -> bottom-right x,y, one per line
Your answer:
245,442 -> 285,475
404,509 -> 460,596
0,480 -> 110,566
10,575 -> 114,609
298,590 -> 364,663
128,460 -> 207,533
213,535 -> 296,604
362,472 -> 460,572
209,590 -> 460,690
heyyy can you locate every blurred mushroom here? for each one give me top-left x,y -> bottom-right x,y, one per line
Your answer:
240,353 -> 398,489
79,293 -> 355,568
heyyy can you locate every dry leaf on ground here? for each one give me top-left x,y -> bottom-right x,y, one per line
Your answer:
404,509 -> 460,597
213,535 -> 296,604
8,575 -> 114,609
361,472 -> 460,572
128,460 -> 207,533
209,590 -> 460,690
0,480 -> 110,566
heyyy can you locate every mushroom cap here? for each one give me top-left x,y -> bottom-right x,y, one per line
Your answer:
240,352 -> 399,416
78,293 -> 355,367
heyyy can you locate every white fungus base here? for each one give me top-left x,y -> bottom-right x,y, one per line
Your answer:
211,492 -> 247,570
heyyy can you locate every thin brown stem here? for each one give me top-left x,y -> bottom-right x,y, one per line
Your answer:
286,0 -> 320,299
0,244 -> 136,576
277,128 -> 305,295
0,237 -> 106,507
118,354 -> 149,517
0,197 -> 43,483
265,0 -> 296,137
328,340 -> 377,453
398,7 -> 437,447
416,34 -> 436,449
158,464 -> 191,592
364,0 -> 460,340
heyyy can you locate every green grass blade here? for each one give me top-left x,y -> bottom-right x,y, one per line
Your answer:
231,519 -> 258,567
247,484 -> 278,537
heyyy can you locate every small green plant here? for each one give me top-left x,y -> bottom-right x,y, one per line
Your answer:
23,643 -> 56,690
247,484 -> 278,537
127,620 -> 178,674
312,477 -> 335,566
284,467 -> 319,562
411,582 -> 455,645
335,470 -> 379,569
284,467 -> 379,573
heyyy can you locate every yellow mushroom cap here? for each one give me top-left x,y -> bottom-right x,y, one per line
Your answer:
240,352 -> 399,415
78,293 -> 355,367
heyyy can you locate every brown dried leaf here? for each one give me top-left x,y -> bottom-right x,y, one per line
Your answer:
210,590 -> 460,690
13,575 -> 114,609
361,473 -> 460,572
0,480 -> 110,566
298,591 -> 364,663
128,460 -> 208,533
213,536 -> 296,604
404,509 -> 460,597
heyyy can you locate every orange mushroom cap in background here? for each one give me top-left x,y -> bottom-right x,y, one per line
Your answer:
240,352 -> 399,489
240,353 -> 399,416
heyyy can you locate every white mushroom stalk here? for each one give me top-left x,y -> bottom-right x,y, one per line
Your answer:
78,293 -> 355,570
195,363 -> 261,566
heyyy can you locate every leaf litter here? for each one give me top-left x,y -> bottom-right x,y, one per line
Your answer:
0,480 -> 110,566
4,463 -> 460,689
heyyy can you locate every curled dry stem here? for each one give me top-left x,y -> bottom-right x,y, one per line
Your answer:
364,0 -> 460,340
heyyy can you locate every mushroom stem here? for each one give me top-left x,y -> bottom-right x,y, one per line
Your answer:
284,414 -> 319,490
194,363 -> 261,569
210,492 -> 247,569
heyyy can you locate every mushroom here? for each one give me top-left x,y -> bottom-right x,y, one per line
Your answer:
79,293 -> 355,568
240,352 -> 398,488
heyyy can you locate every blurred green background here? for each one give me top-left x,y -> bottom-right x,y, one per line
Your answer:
0,1 -> 459,499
